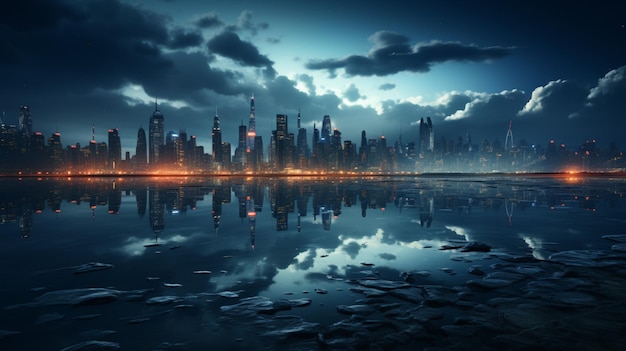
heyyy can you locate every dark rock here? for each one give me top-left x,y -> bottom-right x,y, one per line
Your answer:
467,266 -> 485,276
357,279 -> 411,290
336,304 -> 376,315
460,241 -> 491,252
73,262 -> 114,274
60,340 -> 120,351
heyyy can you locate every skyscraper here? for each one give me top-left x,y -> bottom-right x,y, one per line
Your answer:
296,110 -> 310,167
19,106 -> 32,136
135,127 -> 147,166
149,101 -> 164,164
247,95 -> 256,151
212,111 -> 222,164
234,122 -> 247,165
321,115 -> 332,144
108,128 -> 121,169
175,129 -> 187,166
48,132 -> 63,169
275,114 -> 288,169
419,117 -> 434,155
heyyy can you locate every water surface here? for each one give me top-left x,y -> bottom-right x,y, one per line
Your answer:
1,175 -> 625,350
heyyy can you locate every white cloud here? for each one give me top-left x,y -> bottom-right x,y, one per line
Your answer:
587,65 -> 626,100
518,79 -> 567,115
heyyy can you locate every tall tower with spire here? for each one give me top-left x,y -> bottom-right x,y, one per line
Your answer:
149,99 -> 164,164
505,120 -> 514,150
212,109 -> 222,164
247,95 -> 256,151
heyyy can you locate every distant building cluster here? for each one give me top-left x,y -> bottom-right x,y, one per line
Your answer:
1,100 -> 624,174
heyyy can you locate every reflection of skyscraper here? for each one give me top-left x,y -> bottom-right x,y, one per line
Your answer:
419,197 -> 434,228
135,187 -> 147,219
149,102 -> 164,164
18,208 -> 33,238
149,187 -> 165,234
212,185 -> 231,233
321,205 -> 331,231
273,180 -> 289,231
246,195 -> 256,249
108,185 -> 121,215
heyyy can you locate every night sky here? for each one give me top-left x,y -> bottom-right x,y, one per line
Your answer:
1,0 -> 625,155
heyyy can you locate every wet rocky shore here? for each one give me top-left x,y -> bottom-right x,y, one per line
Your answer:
4,236 -> 626,351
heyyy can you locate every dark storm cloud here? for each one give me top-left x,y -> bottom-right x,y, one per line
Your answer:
1,0 -> 171,93
379,253 -> 396,261
0,0 -> 271,153
379,83 -> 396,91
233,10 -> 269,35
194,13 -> 223,29
1,0 -> 251,108
0,0 -> 81,31
142,51 -> 245,101
342,241 -> 362,260
167,28 -> 204,49
266,37 -> 281,44
343,84 -> 364,102
207,31 -> 274,69
306,31 -> 512,77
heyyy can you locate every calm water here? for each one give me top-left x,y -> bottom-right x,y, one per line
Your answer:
1,175 -> 626,350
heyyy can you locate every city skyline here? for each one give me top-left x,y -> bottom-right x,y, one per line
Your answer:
1,0 -> 625,157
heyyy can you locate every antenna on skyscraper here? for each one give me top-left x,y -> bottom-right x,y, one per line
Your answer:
505,120 -> 514,150
92,123 -> 95,141
297,108 -> 301,129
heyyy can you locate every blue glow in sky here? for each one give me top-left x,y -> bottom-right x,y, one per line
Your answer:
1,0 -> 624,154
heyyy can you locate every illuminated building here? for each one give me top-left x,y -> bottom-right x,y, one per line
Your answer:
149,101 -> 164,164
321,115 -> 331,144
186,135 -> 199,168
48,132 -> 63,169
253,135 -> 263,169
247,95 -> 256,151
220,141 -> 231,171
311,123 -> 320,168
275,114 -> 288,170
212,112 -> 223,165
175,129 -> 187,166
295,110 -> 311,168
108,128 -> 121,170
